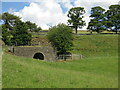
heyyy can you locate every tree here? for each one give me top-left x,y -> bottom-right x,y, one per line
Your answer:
1,12 -> 32,46
87,6 -> 105,33
1,12 -> 20,45
105,5 -> 120,34
47,24 -> 73,60
2,12 -> 21,31
26,21 -> 42,32
11,21 -> 32,46
67,7 -> 86,34
35,26 -> 42,32
2,24 -> 12,45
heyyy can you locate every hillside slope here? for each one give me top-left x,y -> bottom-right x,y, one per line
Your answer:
72,35 -> 118,57
2,35 -> 118,88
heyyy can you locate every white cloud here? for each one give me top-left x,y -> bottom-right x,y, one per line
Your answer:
12,1 -> 68,29
10,0 -> 119,30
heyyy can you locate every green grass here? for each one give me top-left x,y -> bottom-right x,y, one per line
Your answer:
31,30 -> 119,37
72,35 -> 118,57
2,35 -> 118,88
0,50 -> 2,89
72,30 -> 118,34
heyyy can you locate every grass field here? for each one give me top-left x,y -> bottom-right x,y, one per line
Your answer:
72,35 -> 118,57
0,48 -> 2,89
2,34 -> 118,88
76,30 -> 118,34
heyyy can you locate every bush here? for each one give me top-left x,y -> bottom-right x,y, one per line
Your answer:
47,23 -> 73,56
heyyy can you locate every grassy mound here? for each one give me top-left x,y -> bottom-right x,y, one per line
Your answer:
72,35 -> 118,57
2,35 -> 118,88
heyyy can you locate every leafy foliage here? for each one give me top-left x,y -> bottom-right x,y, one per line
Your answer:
2,12 -> 21,31
67,7 -> 86,34
87,6 -> 105,33
47,24 -> 73,55
105,5 -> 120,34
2,12 -> 32,46
11,21 -> 32,46
2,24 -> 12,45
25,21 -> 42,32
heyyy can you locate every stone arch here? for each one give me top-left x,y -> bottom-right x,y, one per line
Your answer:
33,52 -> 44,60
13,46 -> 56,61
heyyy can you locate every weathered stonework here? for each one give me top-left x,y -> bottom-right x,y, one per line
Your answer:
12,46 -> 57,61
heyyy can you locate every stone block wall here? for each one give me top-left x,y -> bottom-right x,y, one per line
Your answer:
12,46 -> 56,61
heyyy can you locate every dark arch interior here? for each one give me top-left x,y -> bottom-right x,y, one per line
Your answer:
33,53 -> 44,60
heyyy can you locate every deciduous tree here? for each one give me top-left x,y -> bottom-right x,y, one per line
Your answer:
1,12 -> 32,46
67,7 -> 86,34
2,12 -> 21,31
105,5 -> 120,34
87,6 -> 105,33
47,24 -> 73,60
25,21 -> 42,32
11,21 -> 32,46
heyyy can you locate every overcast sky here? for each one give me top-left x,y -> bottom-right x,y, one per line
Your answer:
2,0 -> 119,30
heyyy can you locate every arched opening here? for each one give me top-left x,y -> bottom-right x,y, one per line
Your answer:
33,53 -> 44,60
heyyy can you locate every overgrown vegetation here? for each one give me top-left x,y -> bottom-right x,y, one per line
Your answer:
47,24 -> 73,59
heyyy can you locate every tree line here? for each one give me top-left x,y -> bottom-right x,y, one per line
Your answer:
67,4 -> 120,34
